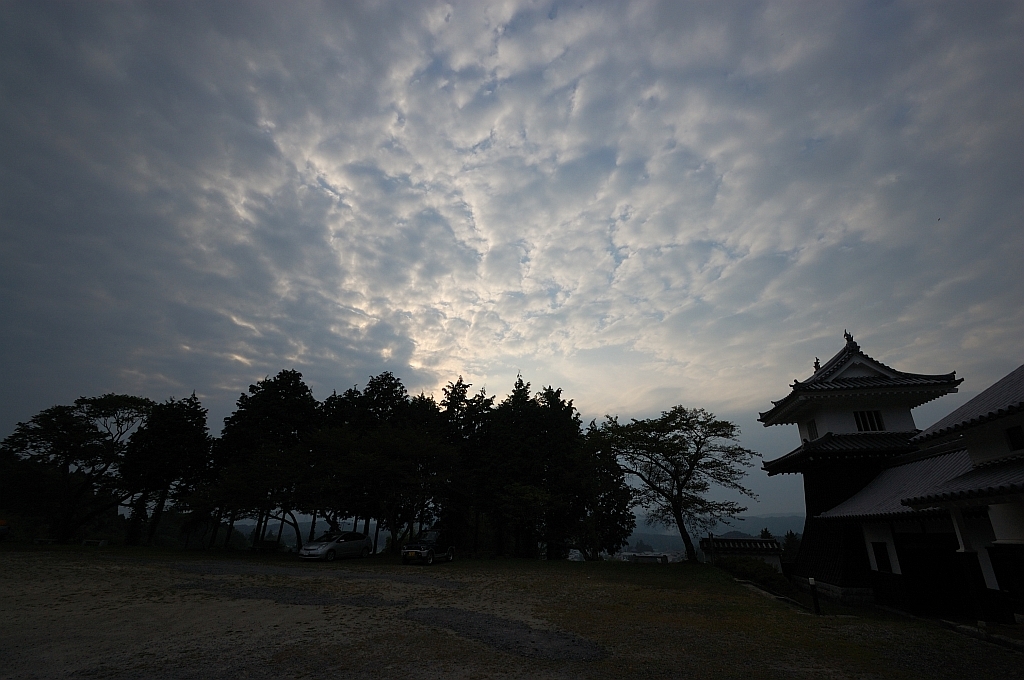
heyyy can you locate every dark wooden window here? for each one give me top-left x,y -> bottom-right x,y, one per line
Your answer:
872,542 -> 893,573
806,420 -> 819,440
1006,425 -> 1024,452
854,410 -> 886,432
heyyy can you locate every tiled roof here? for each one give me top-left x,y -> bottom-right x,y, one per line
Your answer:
818,448 -> 972,519
797,376 -> 958,391
913,363 -> 1024,443
759,335 -> 960,425
757,333 -> 962,426
902,454 -> 1024,506
699,537 -> 781,556
762,431 -> 917,475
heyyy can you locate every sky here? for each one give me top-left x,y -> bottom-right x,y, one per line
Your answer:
2,1 -> 1022,515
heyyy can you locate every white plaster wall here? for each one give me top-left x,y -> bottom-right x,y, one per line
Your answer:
814,407 -> 856,435
862,523 -> 901,574
797,421 -> 810,441
835,363 -> 879,378
808,405 -> 915,435
960,413 -> 1024,465
990,502 -> 1024,544
951,509 -> 1000,590
880,407 -> 916,432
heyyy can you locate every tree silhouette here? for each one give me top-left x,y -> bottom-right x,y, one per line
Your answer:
123,394 -> 211,544
0,372 -> 669,557
217,370 -> 319,548
1,395 -> 153,541
603,407 -> 759,562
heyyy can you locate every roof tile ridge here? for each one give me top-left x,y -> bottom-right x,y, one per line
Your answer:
808,345 -> 853,382
886,442 -> 967,468
825,430 -> 917,437
914,398 -> 1024,442
973,451 -> 1024,470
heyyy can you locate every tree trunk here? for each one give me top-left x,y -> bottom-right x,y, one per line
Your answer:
207,510 -> 223,549
287,511 -> 303,550
146,487 -> 170,546
251,511 -> 261,547
223,512 -> 236,548
362,517 -> 370,535
494,518 -> 505,557
674,508 -> 697,562
372,520 -> 380,555
308,510 -> 317,542
253,510 -> 266,548
125,492 -> 149,546
275,511 -> 285,545
473,508 -> 480,557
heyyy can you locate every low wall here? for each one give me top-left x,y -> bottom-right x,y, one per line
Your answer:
792,576 -> 874,605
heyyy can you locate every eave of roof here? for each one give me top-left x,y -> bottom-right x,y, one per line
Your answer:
818,448 -> 972,520
902,453 -> 1024,507
759,336 -> 960,426
912,363 -> 1024,444
762,431 -> 917,476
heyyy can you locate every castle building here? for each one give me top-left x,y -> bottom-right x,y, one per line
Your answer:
762,333 -> 1024,622
760,333 -> 961,601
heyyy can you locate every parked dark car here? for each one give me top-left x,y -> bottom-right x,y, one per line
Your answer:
299,531 -> 373,561
402,529 -> 454,565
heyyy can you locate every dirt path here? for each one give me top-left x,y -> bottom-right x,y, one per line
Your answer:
1,549 -> 1020,679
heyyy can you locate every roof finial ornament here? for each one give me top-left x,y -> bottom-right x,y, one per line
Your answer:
813,357 -> 820,371
844,329 -> 854,344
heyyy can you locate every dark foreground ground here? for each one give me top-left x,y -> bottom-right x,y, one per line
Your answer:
1,546 -> 1020,679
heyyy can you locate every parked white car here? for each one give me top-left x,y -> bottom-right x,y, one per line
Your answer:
299,531 -> 373,561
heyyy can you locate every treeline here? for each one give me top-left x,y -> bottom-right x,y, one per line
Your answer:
0,370 -> 636,558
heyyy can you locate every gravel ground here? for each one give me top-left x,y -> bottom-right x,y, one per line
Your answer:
405,607 -> 606,661
2,548 -> 1021,679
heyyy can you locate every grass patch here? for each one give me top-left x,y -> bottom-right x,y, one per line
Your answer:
4,547 -> 1023,680
712,556 -> 800,598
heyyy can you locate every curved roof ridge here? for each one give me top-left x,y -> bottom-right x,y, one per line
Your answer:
759,333 -> 961,426
806,333 -> 956,384
804,332 -> 860,382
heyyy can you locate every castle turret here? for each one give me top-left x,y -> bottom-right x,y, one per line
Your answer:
761,333 -> 961,594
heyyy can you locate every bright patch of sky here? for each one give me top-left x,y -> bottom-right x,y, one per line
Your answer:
2,2 -> 1022,513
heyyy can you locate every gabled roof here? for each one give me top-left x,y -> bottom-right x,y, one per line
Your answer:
902,453 -> 1024,507
759,333 -> 961,426
912,363 -> 1024,444
818,447 -> 972,520
762,431 -> 917,476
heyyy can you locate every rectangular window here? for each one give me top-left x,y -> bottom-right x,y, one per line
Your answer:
1007,425 -> 1024,452
854,410 -> 886,432
871,542 -> 892,573
806,420 -> 819,441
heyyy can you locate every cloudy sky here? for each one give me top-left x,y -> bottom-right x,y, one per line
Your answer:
2,1 -> 1022,513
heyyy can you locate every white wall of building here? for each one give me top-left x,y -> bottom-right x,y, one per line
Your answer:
989,502 -> 1024,544
959,412 -> 1024,465
862,523 -> 902,574
799,404 -> 917,439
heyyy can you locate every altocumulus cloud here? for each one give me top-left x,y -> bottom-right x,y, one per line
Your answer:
2,2 -> 1023,492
